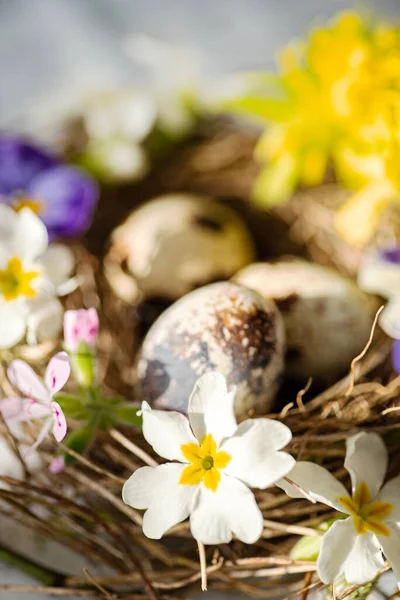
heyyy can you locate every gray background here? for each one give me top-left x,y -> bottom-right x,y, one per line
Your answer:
1,0 -> 400,598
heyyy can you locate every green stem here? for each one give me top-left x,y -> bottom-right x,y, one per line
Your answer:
0,545 -> 65,586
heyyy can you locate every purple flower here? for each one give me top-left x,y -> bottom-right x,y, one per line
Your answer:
379,247 -> 400,265
0,135 -> 98,240
392,340 -> 400,374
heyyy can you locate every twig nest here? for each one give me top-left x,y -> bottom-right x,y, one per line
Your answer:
136,281 -> 285,416
234,259 -> 376,381
105,193 -> 255,302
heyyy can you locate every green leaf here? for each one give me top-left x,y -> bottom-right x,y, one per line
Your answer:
54,393 -> 86,419
289,520 -> 338,561
114,403 -> 143,427
253,155 -> 299,207
222,95 -> 291,123
63,423 -> 96,465
289,533 -> 322,561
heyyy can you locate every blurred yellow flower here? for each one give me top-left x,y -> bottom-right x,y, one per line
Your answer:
226,11 -> 400,245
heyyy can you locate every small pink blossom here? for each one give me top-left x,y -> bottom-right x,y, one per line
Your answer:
49,456 -> 65,473
0,352 -> 70,452
64,308 -> 99,352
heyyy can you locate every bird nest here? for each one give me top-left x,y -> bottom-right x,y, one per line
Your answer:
1,119 -> 400,600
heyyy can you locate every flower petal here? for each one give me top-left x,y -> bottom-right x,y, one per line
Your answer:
123,463 -> 197,538
0,302 -> 26,349
28,165 -> 98,240
25,296 -> 64,345
343,533 -> 384,585
392,340 -> 400,373
358,248 -> 400,299
141,402 -> 197,462
380,298 -> 400,339
13,208 -> 48,261
0,204 -> 19,248
222,418 -> 295,488
45,352 -> 70,395
344,432 -> 387,499
277,461 -> 348,511
190,474 -> 264,545
39,245 -> 75,290
188,372 -> 237,445
8,360 -> 49,403
378,475 -> 400,523
378,523 -> 400,582
10,399 -> 52,421
25,418 -> 53,453
334,182 -> 394,246
0,397 -> 24,420
51,402 -> 67,442
317,518 -> 356,584
0,135 -> 58,195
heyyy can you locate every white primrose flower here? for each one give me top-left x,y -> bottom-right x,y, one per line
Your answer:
123,372 -> 295,545
0,205 -> 75,348
278,432 -> 400,585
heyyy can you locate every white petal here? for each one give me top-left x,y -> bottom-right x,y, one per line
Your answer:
14,209 -> 48,261
378,475 -> 400,522
188,372 -> 237,445
222,418 -> 295,488
344,432 -> 387,499
378,523 -> 400,582
277,461 -> 348,511
190,475 -> 264,545
344,534 -> 384,585
317,518 -> 356,584
0,436 -> 26,481
141,402 -> 197,462
0,303 -> 26,348
25,296 -> 63,344
8,360 -> 49,403
380,298 -> 400,339
0,205 -> 18,245
123,463 -> 196,538
45,352 -> 70,395
358,248 -> 400,298
39,245 -> 75,289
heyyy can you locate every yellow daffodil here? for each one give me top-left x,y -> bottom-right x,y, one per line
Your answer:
227,11 -> 400,244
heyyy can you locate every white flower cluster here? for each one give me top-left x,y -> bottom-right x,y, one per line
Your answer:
123,372 -> 400,589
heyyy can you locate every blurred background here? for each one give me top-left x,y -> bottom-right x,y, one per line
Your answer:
1,0 -> 400,124
1,1 -> 400,598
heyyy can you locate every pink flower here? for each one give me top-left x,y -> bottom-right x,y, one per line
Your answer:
0,352 -> 70,452
64,308 -> 99,352
49,456 -> 65,473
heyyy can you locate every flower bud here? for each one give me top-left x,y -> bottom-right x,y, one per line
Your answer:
64,308 -> 99,353
71,341 -> 96,387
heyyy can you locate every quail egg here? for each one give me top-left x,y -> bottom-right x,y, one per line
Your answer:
234,259 -> 376,381
105,194 -> 255,302
136,281 -> 285,416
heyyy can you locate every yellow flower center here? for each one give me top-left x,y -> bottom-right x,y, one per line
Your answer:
339,481 -> 393,537
0,257 -> 40,301
180,433 -> 231,492
12,196 -> 43,216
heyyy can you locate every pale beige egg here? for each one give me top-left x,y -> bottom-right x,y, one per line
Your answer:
234,259 -> 376,381
105,193 -> 255,302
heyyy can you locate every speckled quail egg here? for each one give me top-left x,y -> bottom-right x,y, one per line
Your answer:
234,259 -> 376,381
105,194 -> 255,302
136,281 -> 285,416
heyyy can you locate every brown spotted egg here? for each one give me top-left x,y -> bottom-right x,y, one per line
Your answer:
234,259 -> 376,381
105,193 -> 255,303
136,282 -> 285,417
